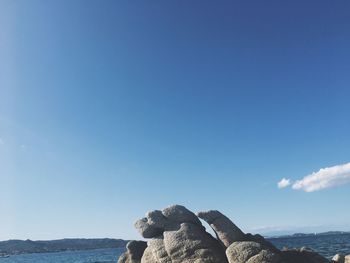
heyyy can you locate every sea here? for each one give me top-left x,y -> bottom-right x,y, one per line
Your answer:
269,233 -> 350,259
1,234 -> 349,262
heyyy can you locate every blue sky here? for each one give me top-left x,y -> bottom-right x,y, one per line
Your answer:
1,0 -> 350,240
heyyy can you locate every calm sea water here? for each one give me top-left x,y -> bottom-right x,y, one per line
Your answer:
269,233 -> 350,259
0,248 -> 125,263
1,234 -> 349,262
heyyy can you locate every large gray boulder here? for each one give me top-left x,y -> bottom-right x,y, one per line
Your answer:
163,222 -> 227,262
332,254 -> 350,263
226,241 -> 282,263
141,236 -> 171,263
119,205 -> 338,263
197,210 -> 245,247
332,254 -> 345,263
243,233 -> 280,254
281,247 -> 329,263
135,205 -> 202,239
118,241 -> 147,263
197,210 -> 279,254
135,205 -> 227,263
162,205 -> 202,226
134,217 -> 163,238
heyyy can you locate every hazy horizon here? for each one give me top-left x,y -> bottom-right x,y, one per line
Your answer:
2,222 -> 350,242
1,0 -> 350,241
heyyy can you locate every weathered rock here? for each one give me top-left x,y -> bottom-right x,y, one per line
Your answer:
135,205 -> 227,263
141,236 -> 171,263
135,205 -> 202,239
197,210 -> 245,247
248,249 -> 283,263
226,241 -> 282,263
346,255 -> 350,263
332,254 -> 345,263
139,222 -> 228,263
123,205 -> 342,263
197,210 -> 279,255
147,210 -> 169,229
163,223 -> 227,263
118,241 -> 147,263
163,205 -> 202,226
140,246 -> 156,263
135,217 -> 163,238
243,233 -> 280,254
281,247 -> 329,263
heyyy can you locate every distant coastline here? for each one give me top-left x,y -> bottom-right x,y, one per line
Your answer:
0,238 -> 128,255
267,231 -> 350,239
2,231 -> 350,256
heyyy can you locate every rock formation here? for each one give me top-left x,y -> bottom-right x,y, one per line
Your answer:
332,254 -> 350,263
197,210 -> 245,248
118,205 -> 348,263
118,240 -> 147,263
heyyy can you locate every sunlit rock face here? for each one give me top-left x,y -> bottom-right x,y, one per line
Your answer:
134,205 -> 228,263
332,254 -> 350,263
118,205 -> 332,263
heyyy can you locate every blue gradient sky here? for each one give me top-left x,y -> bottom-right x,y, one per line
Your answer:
1,0 -> 350,240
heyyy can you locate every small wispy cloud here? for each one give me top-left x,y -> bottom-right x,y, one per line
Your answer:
278,162 -> 350,192
277,178 -> 291,189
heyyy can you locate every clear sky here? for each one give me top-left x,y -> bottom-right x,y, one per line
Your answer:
1,0 -> 350,241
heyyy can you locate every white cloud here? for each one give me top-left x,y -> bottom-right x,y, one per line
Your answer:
292,162 -> 350,192
277,178 -> 291,189
278,162 -> 350,192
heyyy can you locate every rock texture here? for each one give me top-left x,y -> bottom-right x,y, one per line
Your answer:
118,205 -> 340,263
281,247 -> 329,263
118,241 -> 147,263
332,254 -> 345,263
332,254 -> 350,263
134,205 -> 227,263
226,241 -> 281,263
197,210 -> 245,247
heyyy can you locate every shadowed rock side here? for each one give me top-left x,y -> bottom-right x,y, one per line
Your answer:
118,205 -> 347,263
118,241 -> 147,263
197,210 -> 245,248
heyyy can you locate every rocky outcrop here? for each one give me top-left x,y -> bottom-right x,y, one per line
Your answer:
118,205 -> 336,263
226,241 -> 282,263
197,210 -> 245,247
118,241 -> 147,263
133,205 -> 227,263
134,205 -> 202,239
332,254 -> 350,263
281,247 -> 329,263
197,210 -> 280,256
332,254 -> 345,263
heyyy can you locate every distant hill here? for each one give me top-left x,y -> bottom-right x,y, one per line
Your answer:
0,238 -> 128,255
269,231 -> 350,239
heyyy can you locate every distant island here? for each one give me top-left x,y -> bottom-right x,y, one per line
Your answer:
0,238 -> 128,255
268,231 -> 350,239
